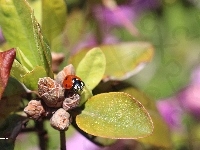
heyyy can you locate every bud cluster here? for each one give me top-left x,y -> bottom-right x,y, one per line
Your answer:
24,64 -> 81,131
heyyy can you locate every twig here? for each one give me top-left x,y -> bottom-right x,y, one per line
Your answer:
60,131 -> 66,150
35,120 -> 48,150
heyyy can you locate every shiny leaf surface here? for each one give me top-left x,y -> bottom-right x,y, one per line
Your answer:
70,42 -> 154,81
122,88 -> 172,148
76,92 -> 153,139
76,48 -> 106,90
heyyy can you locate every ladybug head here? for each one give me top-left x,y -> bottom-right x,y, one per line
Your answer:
72,78 -> 85,93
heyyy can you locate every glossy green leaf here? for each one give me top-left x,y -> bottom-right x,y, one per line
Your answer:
42,0 -> 67,50
0,78 -> 26,124
122,88 -> 172,148
28,0 -> 42,23
0,0 -> 53,78
79,86 -> 93,106
72,118 -> 116,146
76,92 -> 153,139
15,47 -> 33,71
139,113 -> 172,148
10,59 -> 28,83
70,42 -> 154,81
76,48 -> 106,90
103,42 -> 154,80
22,66 -> 47,91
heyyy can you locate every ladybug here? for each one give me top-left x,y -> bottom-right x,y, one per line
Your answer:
62,75 -> 85,93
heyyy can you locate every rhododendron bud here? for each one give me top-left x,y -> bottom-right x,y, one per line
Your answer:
55,64 -> 75,85
38,77 -> 65,107
50,108 -> 72,131
24,100 -> 45,120
63,93 -> 81,111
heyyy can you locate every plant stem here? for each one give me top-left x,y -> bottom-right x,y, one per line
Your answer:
60,131 -> 66,150
35,120 -> 48,150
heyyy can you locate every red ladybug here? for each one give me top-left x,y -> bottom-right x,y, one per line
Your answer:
62,75 -> 85,92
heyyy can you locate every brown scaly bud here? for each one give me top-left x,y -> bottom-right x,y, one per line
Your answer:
55,64 -> 75,85
38,77 -> 65,107
63,93 -> 81,111
24,100 -> 45,120
50,108 -> 72,131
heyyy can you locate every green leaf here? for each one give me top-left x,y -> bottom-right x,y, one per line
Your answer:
10,59 -> 28,83
122,88 -> 172,148
70,42 -> 154,81
22,66 -> 47,91
0,78 -> 26,124
42,0 -> 67,51
76,48 -> 106,91
63,10 -> 88,51
15,47 -> 33,71
72,118 -> 116,146
60,10 -> 89,67
0,0 -> 53,77
102,42 -> 154,80
79,86 -> 93,106
76,92 -> 153,139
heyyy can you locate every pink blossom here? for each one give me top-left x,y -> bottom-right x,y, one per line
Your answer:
157,98 -> 183,129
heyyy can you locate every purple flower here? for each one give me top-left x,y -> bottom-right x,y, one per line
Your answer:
93,5 -> 139,37
0,29 -> 5,44
157,66 -> 200,127
93,5 -> 136,28
92,0 -> 161,39
178,84 -> 200,119
176,66 -> 200,119
129,0 -> 161,13
71,33 -> 119,54
66,132 -> 101,150
191,66 -> 200,85
71,34 -> 97,55
157,97 -> 183,129
66,131 -> 128,150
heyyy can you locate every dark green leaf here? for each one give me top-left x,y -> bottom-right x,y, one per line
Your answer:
0,114 -> 27,150
0,78 -> 26,124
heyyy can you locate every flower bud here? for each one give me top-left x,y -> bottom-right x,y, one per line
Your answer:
24,100 -> 45,120
55,64 -> 75,85
50,108 -> 71,131
38,77 -> 65,107
63,93 -> 81,111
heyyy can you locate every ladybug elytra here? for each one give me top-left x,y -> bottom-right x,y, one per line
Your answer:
62,75 -> 85,93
